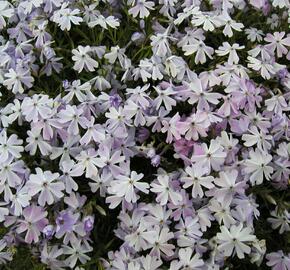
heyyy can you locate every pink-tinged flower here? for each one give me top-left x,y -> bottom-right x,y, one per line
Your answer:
217,223 -> 256,259
0,129 -> 23,163
150,174 -> 182,205
184,112 -> 211,141
25,168 -> 64,206
16,205 -> 48,244
147,227 -> 175,258
109,171 -> 149,203
266,250 -> 290,270
161,113 -> 188,143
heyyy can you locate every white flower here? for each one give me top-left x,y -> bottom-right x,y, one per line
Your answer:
129,0 -> 155,19
150,174 -> 182,205
52,3 -> 83,31
244,149 -> 273,185
242,126 -> 272,151
72,45 -> 98,73
19,0 -> 43,15
214,170 -> 245,205
150,27 -> 173,58
88,14 -> 119,29
25,168 -> 64,206
245,28 -> 264,42
183,40 -> 214,64
181,165 -> 214,198
221,12 -> 244,38
125,220 -> 156,251
191,139 -> 226,173
25,128 -> 52,156
60,159 -> 83,194
153,85 -> 176,111
267,207 -> 290,234
3,68 -> 34,94
191,12 -> 221,32
215,42 -> 245,65
217,223 -> 256,259
110,171 -> 149,203
147,227 -> 175,257
0,1 -> 14,29
247,56 -> 277,80
0,129 -> 23,163
63,240 -> 92,268
75,149 -> 104,178
170,247 -> 204,270
209,199 -> 236,227
0,202 -> 8,222
10,187 -> 31,216
264,32 -> 290,58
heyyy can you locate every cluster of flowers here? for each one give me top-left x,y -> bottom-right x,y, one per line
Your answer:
0,0 -> 290,269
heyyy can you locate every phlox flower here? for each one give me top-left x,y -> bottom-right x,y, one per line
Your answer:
72,46 -> 99,73
266,250 -> 290,270
52,3 -> 83,31
16,205 -> 48,244
170,247 -> 204,270
150,174 -> 182,205
25,168 -> 64,206
3,68 -> 34,94
109,171 -> 149,203
129,0 -> 155,19
267,207 -> 290,234
181,165 -> 214,198
244,149 -> 273,185
63,239 -> 92,268
0,129 -> 23,163
217,223 -> 256,259
191,139 -> 226,172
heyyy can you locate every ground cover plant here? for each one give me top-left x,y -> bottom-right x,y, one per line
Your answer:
0,0 -> 290,269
